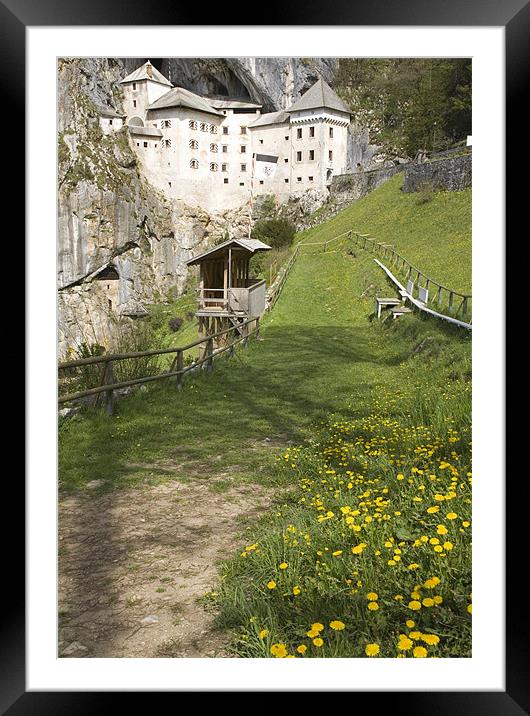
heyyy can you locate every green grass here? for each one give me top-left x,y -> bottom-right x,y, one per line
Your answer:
60,246 -> 470,494
298,174 -> 471,295
59,182 -> 472,658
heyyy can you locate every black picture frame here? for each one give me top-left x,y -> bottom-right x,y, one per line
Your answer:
10,0 -> 524,710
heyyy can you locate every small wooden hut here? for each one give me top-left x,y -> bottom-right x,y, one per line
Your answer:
186,237 -> 271,341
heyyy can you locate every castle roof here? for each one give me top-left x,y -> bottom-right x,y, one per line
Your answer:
128,125 -> 163,137
119,60 -> 172,87
186,237 -> 271,266
248,110 -> 290,128
208,97 -> 262,110
147,86 -> 224,117
287,78 -> 351,115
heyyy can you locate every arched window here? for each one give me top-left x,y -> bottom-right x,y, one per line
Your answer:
162,119 -> 171,128
200,122 -> 208,132
189,139 -> 198,149
210,143 -> 218,152
210,163 -> 218,172
163,139 -> 172,148
189,120 -> 197,130
190,159 -> 199,169
210,125 -> 218,134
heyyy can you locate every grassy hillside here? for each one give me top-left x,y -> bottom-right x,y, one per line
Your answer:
59,182 -> 472,659
299,174 -> 471,294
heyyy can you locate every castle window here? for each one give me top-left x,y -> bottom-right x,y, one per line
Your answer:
189,120 -> 197,130
143,141 -> 148,148
224,178 -> 229,183
240,126 -> 247,134
284,178 -> 289,183
259,139 -> 263,144
329,127 -> 334,138
241,164 -> 247,172
132,83 -> 136,90
284,158 -> 288,163
190,159 -> 199,169
136,142 -> 140,147
239,182 -> 245,186
221,163 -> 228,172
240,145 -> 246,153
309,150 -> 315,161
210,162 -> 218,172
223,126 -> 229,135
259,180 -> 264,185
297,127 -> 302,139
168,181 -> 172,187
328,150 -> 333,161
109,119 -> 113,125
285,136 -> 289,141
222,145 -> 228,153
210,125 -> 218,134
189,139 -> 198,149
163,139 -> 172,148
162,119 -> 171,128
133,100 -> 137,108
309,126 -> 315,137
309,176 -> 314,181
297,176 -> 302,182
200,122 -> 208,132
210,143 -> 218,152
154,143 -> 157,148
296,151 -> 302,162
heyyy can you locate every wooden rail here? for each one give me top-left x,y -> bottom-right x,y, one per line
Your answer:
374,258 -> 472,330
58,316 -> 260,415
348,230 -> 472,321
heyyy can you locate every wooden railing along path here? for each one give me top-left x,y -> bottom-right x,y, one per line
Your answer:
58,317 -> 260,415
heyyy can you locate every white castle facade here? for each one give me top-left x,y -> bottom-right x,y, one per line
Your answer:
104,61 -> 352,212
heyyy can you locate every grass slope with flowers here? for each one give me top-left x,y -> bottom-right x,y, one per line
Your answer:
59,177 -> 472,659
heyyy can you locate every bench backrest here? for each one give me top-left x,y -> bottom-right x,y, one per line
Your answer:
407,279 -> 414,296
418,286 -> 429,303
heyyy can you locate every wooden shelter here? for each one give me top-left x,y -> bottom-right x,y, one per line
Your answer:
186,237 -> 271,339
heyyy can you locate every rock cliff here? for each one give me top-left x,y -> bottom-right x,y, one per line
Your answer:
57,57 -> 377,357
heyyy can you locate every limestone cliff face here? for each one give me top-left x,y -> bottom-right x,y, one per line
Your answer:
57,57 -> 376,357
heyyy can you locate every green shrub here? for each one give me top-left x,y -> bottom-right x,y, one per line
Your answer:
252,218 -> 296,249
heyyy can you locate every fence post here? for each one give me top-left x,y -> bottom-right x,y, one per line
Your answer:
243,321 -> 249,348
462,297 -> 469,317
255,316 -> 260,340
448,292 -> 454,312
176,350 -> 184,389
436,285 -> 443,306
206,337 -> 214,372
104,360 -> 115,416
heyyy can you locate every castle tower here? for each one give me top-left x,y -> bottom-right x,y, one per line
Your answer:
119,60 -> 173,126
287,78 -> 351,189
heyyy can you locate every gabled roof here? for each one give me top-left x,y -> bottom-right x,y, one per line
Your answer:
128,125 -> 163,137
287,78 -> 351,115
147,87 -> 224,117
119,60 -> 172,87
248,110 -> 290,128
208,97 -> 262,110
186,238 -> 271,266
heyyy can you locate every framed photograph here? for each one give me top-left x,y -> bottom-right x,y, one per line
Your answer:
11,0 -> 523,709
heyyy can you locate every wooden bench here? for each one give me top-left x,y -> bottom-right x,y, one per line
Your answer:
391,305 -> 413,318
374,296 -> 402,319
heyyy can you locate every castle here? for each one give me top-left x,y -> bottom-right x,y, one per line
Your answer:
103,61 -> 352,212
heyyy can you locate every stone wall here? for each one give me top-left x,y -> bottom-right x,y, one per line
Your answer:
329,164 -> 405,204
402,153 -> 472,193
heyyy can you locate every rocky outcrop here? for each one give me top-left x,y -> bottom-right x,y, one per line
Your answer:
402,153 -> 472,193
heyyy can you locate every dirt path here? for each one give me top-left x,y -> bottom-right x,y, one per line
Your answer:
58,474 -> 272,658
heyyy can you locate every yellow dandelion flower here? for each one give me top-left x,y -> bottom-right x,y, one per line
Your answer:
446,512 -> 458,520
467,604 -> 472,614
436,525 -> 448,535
406,620 -> 416,629
351,543 -> 367,554
270,643 -> 288,658
313,637 -> 324,647
267,580 -> 277,590
433,595 -> 443,605
292,586 -> 301,596
427,505 -> 440,514
397,636 -> 413,651
332,550 -> 343,557
408,601 -> 422,611
259,629 -> 269,639
367,592 -> 378,601
409,631 -> 422,640
310,622 -> 324,633
365,643 -> 380,656
279,562 -> 288,570
421,634 -> 440,645
367,602 -> 379,611
413,646 -> 428,658
330,620 -> 346,631
296,644 -> 307,654
422,597 -> 435,607
423,577 -> 440,589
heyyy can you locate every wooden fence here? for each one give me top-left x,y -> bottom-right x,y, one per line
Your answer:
348,231 -> 472,321
58,316 -> 260,415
